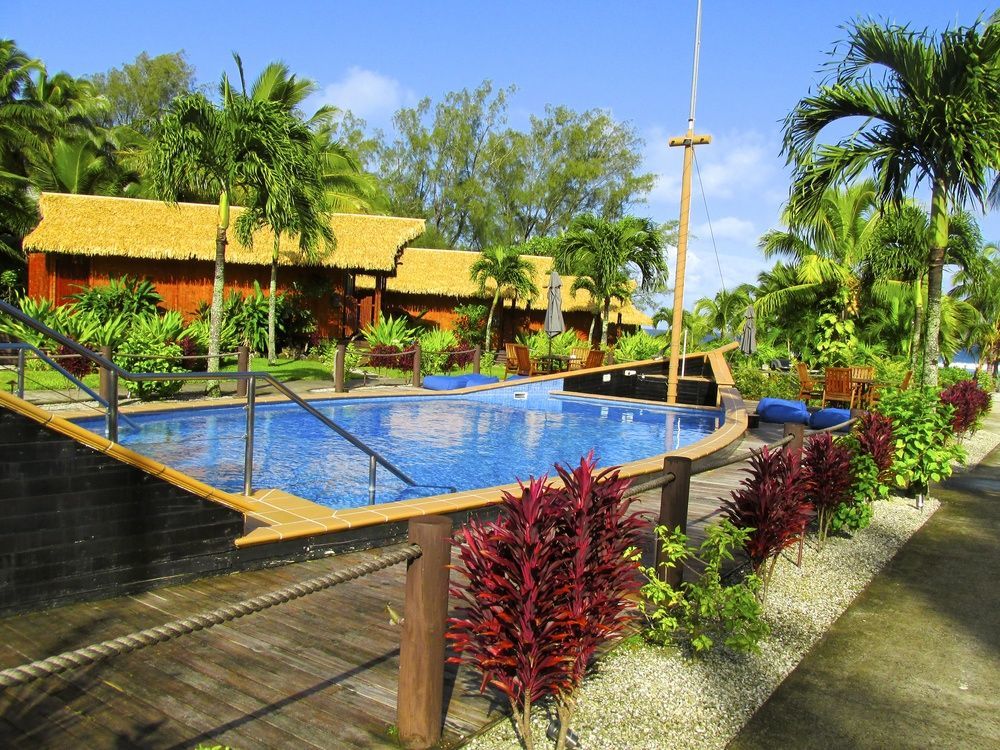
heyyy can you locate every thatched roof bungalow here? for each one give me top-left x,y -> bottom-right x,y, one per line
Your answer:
24,193 -> 425,337
357,247 -> 652,343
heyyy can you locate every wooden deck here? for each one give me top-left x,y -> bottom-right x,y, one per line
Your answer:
0,425 -> 780,749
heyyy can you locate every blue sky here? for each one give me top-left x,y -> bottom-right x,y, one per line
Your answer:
3,0 -> 997,311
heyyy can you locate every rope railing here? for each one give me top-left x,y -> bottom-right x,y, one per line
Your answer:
805,417 -> 858,435
623,471 -> 677,498
0,543 -> 422,690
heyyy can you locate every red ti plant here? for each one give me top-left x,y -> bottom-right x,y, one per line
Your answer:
447,456 -> 646,750
549,455 -> 646,748
855,411 -> 895,480
722,446 -> 813,600
801,432 -> 855,542
448,477 -> 571,750
940,378 -> 991,437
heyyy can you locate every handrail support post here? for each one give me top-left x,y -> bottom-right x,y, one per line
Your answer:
243,376 -> 256,496
236,345 -> 250,399
335,342 -> 347,393
657,455 -> 692,587
16,348 -> 25,399
106,370 -> 119,442
368,455 -> 377,505
397,516 -> 452,749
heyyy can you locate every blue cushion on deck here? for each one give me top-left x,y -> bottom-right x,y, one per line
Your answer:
756,397 -> 809,425
462,373 -> 500,387
809,407 -> 852,431
422,374 -> 469,391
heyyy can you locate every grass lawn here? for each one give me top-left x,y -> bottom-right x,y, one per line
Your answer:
1,355 -> 508,393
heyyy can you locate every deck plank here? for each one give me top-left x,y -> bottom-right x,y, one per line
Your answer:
0,426 -> 779,749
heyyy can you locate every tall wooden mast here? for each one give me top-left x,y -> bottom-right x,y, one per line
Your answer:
666,0 -> 711,404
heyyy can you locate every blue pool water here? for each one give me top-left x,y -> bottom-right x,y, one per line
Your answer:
78,380 -> 722,508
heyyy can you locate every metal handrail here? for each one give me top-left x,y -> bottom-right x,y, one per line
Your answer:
0,299 -> 424,502
0,342 -> 142,432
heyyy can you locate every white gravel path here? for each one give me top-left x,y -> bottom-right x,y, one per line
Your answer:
463,403 -> 999,750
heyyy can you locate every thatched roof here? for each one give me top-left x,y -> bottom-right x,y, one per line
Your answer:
358,247 -> 653,326
24,193 -> 424,272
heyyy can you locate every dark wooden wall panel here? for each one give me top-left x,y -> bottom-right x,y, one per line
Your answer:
0,409 -> 245,615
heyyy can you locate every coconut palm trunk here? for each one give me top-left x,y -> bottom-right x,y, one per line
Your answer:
600,297 -> 611,348
909,275 -> 924,374
922,182 -> 949,386
207,193 -> 230,396
484,289 -> 500,351
268,234 -> 280,364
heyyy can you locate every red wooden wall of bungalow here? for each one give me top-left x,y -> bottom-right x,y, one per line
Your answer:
26,252 -> 379,339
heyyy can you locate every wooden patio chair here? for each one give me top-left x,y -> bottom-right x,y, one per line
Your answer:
796,362 -> 823,404
503,342 -> 519,379
850,365 -> 875,408
821,367 -> 855,408
900,370 -> 912,391
513,344 -> 539,377
583,348 -> 606,369
568,347 -> 590,370
870,369 -> 911,409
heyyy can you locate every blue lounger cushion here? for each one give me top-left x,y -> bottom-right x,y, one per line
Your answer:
809,407 -> 852,431
756,397 -> 809,424
463,373 -> 499,387
422,374 -> 468,391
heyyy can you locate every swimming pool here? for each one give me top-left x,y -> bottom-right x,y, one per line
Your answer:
78,379 -> 722,509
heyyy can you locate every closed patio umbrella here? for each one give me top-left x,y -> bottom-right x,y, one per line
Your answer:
544,270 -> 565,360
739,305 -> 757,356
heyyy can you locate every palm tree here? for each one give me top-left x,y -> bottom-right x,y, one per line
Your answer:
469,245 -> 538,350
148,81 -> 304,392
757,181 -> 878,321
234,56 -> 386,362
0,40 -> 46,178
555,215 -> 667,347
693,285 -> 755,340
952,243 -> 1000,375
27,135 -> 119,195
783,18 -> 1000,384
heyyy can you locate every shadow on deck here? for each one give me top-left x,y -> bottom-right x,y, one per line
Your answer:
0,424 -> 781,750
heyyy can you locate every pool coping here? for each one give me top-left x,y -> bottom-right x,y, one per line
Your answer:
6,350 -> 747,548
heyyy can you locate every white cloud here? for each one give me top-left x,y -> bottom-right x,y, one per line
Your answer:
311,66 -> 415,121
693,216 -> 756,244
642,128 -> 783,209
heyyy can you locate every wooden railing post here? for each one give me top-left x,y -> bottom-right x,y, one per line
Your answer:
99,345 -> 114,403
473,346 -> 481,374
656,455 -> 692,588
783,422 -> 805,453
235,345 -> 250,398
411,343 -> 421,388
398,516 -> 452,749
334,342 -> 346,393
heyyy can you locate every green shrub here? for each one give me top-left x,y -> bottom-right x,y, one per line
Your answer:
452,303 -> 488,347
70,276 -> 161,322
938,366 -> 993,392
0,268 -> 22,302
114,333 -> 185,400
732,361 -> 799,400
362,314 -> 417,349
613,330 -> 665,362
639,521 -> 769,654
877,387 -> 965,494
518,329 -> 582,358
418,328 -> 459,374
